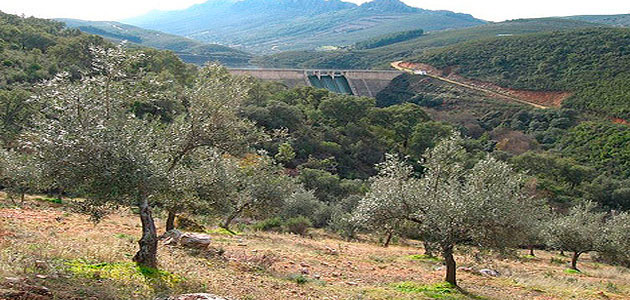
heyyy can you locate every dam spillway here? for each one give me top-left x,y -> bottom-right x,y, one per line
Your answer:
228,68 -> 403,97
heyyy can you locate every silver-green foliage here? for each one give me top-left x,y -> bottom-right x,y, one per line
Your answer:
353,134 -> 543,284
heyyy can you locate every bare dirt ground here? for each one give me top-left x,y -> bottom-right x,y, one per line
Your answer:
1,196 -> 630,299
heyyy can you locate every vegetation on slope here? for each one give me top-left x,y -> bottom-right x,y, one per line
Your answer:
354,29 -> 424,50
253,18 -> 602,69
565,14 -> 630,27
412,27 -> 630,119
58,19 -> 252,66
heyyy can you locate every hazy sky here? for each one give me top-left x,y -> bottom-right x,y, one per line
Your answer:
1,0 -> 628,22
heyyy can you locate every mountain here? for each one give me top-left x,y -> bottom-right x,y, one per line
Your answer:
253,18 -> 603,69
565,14 -> 630,27
124,0 -> 485,53
58,19 -> 252,66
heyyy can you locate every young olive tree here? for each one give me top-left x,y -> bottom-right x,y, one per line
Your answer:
161,65 -> 260,231
354,134 -> 542,286
544,201 -> 606,271
0,149 -> 42,205
599,212 -> 630,267
214,153 -> 297,231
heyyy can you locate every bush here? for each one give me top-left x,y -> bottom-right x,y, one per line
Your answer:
252,217 -> 284,232
284,216 -> 312,236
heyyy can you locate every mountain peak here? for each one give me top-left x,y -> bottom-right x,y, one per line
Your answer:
359,0 -> 420,13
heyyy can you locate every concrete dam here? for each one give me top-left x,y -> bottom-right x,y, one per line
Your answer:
228,68 -> 403,97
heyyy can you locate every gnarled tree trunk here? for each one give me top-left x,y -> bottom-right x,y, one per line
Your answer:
570,251 -> 582,271
165,210 -> 176,232
133,197 -> 158,268
443,245 -> 457,286
528,245 -> 535,257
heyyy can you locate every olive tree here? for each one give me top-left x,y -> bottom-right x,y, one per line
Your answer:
161,64 -> 260,231
354,134 -> 542,286
26,46 -> 258,268
0,149 -> 42,205
214,153 -> 297,231
543,201 -> 606,271
599,212 -> 630,267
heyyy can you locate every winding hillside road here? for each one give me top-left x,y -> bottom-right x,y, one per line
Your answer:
391,61 -> 549,109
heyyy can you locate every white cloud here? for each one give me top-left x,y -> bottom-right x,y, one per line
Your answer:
0,0 -> 628,22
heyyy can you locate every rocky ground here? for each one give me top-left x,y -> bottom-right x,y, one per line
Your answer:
1,195 -> 629,299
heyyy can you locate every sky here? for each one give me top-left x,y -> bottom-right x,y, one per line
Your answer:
0,0 -> 628,22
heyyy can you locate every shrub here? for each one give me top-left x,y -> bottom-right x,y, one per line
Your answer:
284,216 -> 312,236
252,217 -> 284,232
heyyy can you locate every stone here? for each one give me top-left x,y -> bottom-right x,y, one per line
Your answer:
161,229 -> 212,250
458,267 -> 474,272
179,233 -> 212,250
346,281 -> 358,286
479,268 -> 500,277
300,267 -> 309,274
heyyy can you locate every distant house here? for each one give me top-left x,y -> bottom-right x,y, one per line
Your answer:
414,70 -> 427,75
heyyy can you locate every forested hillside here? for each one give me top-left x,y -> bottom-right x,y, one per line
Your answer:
253,18 -> 601,69
58,19 -> 252,66
412,27 -> 630,119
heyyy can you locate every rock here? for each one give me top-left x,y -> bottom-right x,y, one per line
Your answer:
160,293 -> 229,300
300,267 -> 309,274
161,230 -> 212,250
434,266 -> 445,271
161,229 -> 183,245
300,262 -> 309,268
458,267 -> 474,272
324,246 -> 338,255
180,233 -> 212,250
313,274 -> 321,280
346,281 -> 358,286
35,275 -> 48,279
479,268 -> 500,277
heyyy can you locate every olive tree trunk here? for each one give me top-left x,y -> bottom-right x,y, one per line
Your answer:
383,230 -> 394,247
442,245 -> 457,286
570,251 -> 582,271
133,197 -> 158,268
165,210 -> 176,232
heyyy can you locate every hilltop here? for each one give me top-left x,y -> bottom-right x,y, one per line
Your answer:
124,0 -> 485,53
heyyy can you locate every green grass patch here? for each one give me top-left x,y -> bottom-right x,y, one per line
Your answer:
65,260 -> 184,288
409,254 -> 443,262
207,227 -> 240,236
394,282 -> 459,299
563,268 -> 581,274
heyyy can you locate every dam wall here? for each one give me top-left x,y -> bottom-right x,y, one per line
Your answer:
228,68 -> 403,97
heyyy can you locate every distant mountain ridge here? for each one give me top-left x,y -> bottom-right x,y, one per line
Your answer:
59,19 -> 252,66
124,0 -> 485,53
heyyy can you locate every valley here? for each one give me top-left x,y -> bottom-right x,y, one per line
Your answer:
1,2 -> 630,300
